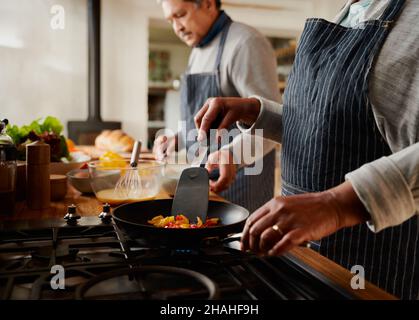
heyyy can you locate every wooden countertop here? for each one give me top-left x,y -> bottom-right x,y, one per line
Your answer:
289,247 -> 396,300
8,186 -> 173,221
3,146 -> 396,300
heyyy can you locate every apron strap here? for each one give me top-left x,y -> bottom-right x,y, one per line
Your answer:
214,21 -> 232,72
380,0 -> 406,22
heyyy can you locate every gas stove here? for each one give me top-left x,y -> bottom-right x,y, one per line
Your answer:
0,212 -> 356,300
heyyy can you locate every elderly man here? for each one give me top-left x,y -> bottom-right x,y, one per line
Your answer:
153,0 -> 281,213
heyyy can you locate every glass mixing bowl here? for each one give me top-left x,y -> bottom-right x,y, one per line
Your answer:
88,159 -> 165,206
160,163 -> 190,196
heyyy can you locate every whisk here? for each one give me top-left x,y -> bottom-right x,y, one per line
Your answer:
114,140 -> 142,199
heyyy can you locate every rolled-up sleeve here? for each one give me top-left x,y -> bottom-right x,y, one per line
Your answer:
237,96 -> 284,143
221,31 -> 282,168
224,96 -> 283,169
345,142 -> 419,232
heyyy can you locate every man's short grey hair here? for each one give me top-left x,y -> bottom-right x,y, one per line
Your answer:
158,0 -> 222,9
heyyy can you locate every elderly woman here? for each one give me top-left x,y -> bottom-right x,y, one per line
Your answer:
195,0 -> 419,299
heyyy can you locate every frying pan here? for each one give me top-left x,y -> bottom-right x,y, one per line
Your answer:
112,199 -> 249,248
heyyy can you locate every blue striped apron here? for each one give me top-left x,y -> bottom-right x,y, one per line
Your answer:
180,22 -> 276,214
281,0 -> 418,299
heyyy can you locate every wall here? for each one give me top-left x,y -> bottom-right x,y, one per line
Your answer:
0,0 -> 87,132
0,0 -> 347,144
0,0 -> 150,142
101,0 -> 149,142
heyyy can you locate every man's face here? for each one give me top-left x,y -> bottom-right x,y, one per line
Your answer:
162,0 -> 217,47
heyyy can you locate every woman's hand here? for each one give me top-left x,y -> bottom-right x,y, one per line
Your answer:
241,181 -> 371,256
205,149 -> 237,193
194,97 -> 261,142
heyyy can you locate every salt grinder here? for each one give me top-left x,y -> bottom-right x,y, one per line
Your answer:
26,141 -> 50,210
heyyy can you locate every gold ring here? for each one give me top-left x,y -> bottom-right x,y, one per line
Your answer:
272,224 -> 284,236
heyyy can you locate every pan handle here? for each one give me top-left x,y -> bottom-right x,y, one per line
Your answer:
222,233 -> 318,249
222,233 -> 242,244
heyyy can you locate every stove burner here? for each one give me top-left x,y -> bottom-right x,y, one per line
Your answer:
31,246 -> 79,261
0,218 -> 359,300
75,266 -> 219,300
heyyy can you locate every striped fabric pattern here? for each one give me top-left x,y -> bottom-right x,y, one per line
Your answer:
281,0 -> 418,299
220,149 -> 276,213
180,22 -> 276,214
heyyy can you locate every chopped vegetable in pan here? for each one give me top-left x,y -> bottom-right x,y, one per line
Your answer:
148,214 -> 220,229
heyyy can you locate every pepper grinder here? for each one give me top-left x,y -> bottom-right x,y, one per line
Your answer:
26,140 -> 50,210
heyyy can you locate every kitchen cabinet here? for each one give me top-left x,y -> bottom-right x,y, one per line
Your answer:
147,26 -> 189,149
147,81 -> 178,149
269,37 -> 297,94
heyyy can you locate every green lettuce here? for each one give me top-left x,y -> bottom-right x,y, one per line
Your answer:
6,116 -> 70,162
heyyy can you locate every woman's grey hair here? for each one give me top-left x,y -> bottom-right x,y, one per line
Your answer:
158,0 -> 222,9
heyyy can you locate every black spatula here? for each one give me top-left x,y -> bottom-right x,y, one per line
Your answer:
170,166 -> 209,224
170,115 -> 223,223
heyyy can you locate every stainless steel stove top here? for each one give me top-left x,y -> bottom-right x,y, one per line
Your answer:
0,216 -> 355,300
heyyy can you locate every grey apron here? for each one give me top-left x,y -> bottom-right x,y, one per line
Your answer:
281,0 -> 418,299
180,22 -> 276,214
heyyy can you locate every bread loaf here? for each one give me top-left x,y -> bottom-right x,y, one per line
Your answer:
95,130 -> 134,152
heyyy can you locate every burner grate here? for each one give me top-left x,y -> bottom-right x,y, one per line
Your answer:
0,220 -> 356,300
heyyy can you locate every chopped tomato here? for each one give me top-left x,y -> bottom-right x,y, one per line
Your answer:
148,214 -> 220,229
203,218 -> 220,227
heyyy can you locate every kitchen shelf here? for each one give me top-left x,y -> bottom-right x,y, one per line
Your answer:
148,81 -> 174,92
148,120 -> 165,128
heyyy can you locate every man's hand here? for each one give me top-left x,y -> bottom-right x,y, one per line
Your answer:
153,134 -> 178,161
194,97 -> 261,142
205,149 -> 237,193
241,181 -> 371,256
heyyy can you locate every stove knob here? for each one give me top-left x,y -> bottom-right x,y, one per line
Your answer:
64,204 -> 81,225
99,203 -> 112,223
